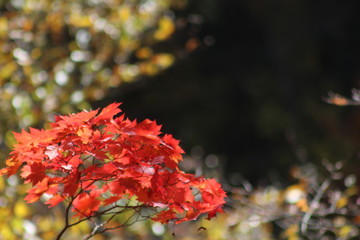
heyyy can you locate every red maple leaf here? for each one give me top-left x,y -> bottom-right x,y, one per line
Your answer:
0,102 -> 226,227
20,163 -> 46,185
72,192 -> 101,218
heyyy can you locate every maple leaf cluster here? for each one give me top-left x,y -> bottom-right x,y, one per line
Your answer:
0,103 -> 226,224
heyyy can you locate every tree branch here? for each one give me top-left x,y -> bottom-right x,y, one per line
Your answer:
301,178 -> 331,234
56,197 -> 75,240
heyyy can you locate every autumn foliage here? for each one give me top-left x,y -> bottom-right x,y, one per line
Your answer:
0,102 -> 226,237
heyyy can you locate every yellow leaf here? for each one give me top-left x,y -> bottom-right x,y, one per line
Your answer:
41,231 -> 57,240
69,15 -> 92,28
69,220 -> 90,234
93,235 -> 106,240
14,200 -> 31,218
338,225 -> 352,238
282,224 -> 300,240
152,53 -> 175,68
31,48 -> 42,60
0,224 -> 16,240
336,197 -> 348,209
0,207 -> 11,220
11,218 -> 23,234
136,47 -> 153,59
38,216 -> 53,232
154,16 -> 175,41
119,7 -> 131,21
0,176 -> 5,191
0,62 -> 18,80
0,17 -> 8,38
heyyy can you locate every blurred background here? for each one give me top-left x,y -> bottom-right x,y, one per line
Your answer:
96,0 -> 360,184
1,0 -> 360,239
1,0 -> 360,184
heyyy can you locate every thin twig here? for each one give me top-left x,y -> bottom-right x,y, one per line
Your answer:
56,196 -> 75,240
301,178 -> 331,234
83,208 -> 143,240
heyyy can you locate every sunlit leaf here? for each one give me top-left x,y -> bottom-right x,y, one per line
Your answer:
14,200 -> 31,218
